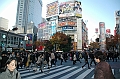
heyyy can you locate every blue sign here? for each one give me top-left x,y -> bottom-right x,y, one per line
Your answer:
62,26 -> 73,30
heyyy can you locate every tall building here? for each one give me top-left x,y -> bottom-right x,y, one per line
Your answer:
15,0 -> 42,33
38,0 -> 88,51
0,17 -> 9,30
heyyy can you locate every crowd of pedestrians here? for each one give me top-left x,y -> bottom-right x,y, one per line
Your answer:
0,49 -> 119,79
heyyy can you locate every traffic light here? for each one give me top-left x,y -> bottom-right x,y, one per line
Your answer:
1,41 -> 4,47
12,27 -> 18,31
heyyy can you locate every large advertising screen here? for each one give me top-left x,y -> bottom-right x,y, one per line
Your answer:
59,1 -> 82,18
46,1 -> 59,18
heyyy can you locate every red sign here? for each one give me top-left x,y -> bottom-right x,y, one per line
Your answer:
106,29 -> 111,33
26,44 -> 32,46
37,46 -> 44,51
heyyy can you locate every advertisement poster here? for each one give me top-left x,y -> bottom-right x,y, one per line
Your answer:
38,22 -> 46,29
99,22 -> 106,50
59,1 -> 82,18
46,1 -> 59,18
74,1 -> 82,18
59,1 -> 74,17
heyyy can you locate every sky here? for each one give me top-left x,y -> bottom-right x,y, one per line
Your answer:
0,0 -> 120,40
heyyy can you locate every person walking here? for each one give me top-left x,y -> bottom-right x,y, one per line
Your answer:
89,51 -> 96,66
94,50 -> 115,79
73,52 -> 77,65
36,54 -> 43,72
0,57 -> 21,79
82,50 -> 90,69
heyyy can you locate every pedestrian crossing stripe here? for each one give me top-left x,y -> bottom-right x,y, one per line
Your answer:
58,67 -> 86,79
76,68 -> 94,79
20,65 -> 71,79
19,65 -> 116,79
20,65 -> 64,77
41,66 -> 77,79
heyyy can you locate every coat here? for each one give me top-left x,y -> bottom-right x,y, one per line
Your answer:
94,61 -> 115,79
0,69 -> 21,79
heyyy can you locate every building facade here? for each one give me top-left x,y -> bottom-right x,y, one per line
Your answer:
38,0 -> 88,51
0,29 -> 24,52
15,0 -> 42,34
0,17 -> 9,30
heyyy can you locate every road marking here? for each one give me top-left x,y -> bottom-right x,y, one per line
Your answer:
21,65 -> 71,79
41,66 -> 77,79
75,68 -> 94,79
58,67 -> 86,79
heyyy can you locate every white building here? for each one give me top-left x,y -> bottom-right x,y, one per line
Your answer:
0,17 -> 9,30
15,0 -> 42,34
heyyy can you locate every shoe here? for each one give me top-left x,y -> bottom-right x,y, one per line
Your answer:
41,70 -> 43,73
88,67 -> 91,69
82,66 -> 84,68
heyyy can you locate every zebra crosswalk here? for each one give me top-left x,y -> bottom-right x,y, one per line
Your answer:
18,65 -> 116,79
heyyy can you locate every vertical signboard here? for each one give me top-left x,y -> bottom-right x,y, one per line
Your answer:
106,29 -> 111,37
74,1 -> 82,18
99,22 -> 106,50
95,28 -> 98,33
77,18 -> 82,51
51,21 -> 56,36
26,34 -> 33,50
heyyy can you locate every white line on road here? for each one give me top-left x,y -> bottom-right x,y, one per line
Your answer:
76,68 -> 94,79
58,67 -> 86,79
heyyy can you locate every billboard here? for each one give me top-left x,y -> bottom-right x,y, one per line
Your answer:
46,1 -> 59,18
59,1 -> 74,17
59,1 -> 82,18
74,1 -> 82,18
38,22 -> 46,29
99,22 -> 106,50
58,17 -> 77,27
58,21 -> 76,26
